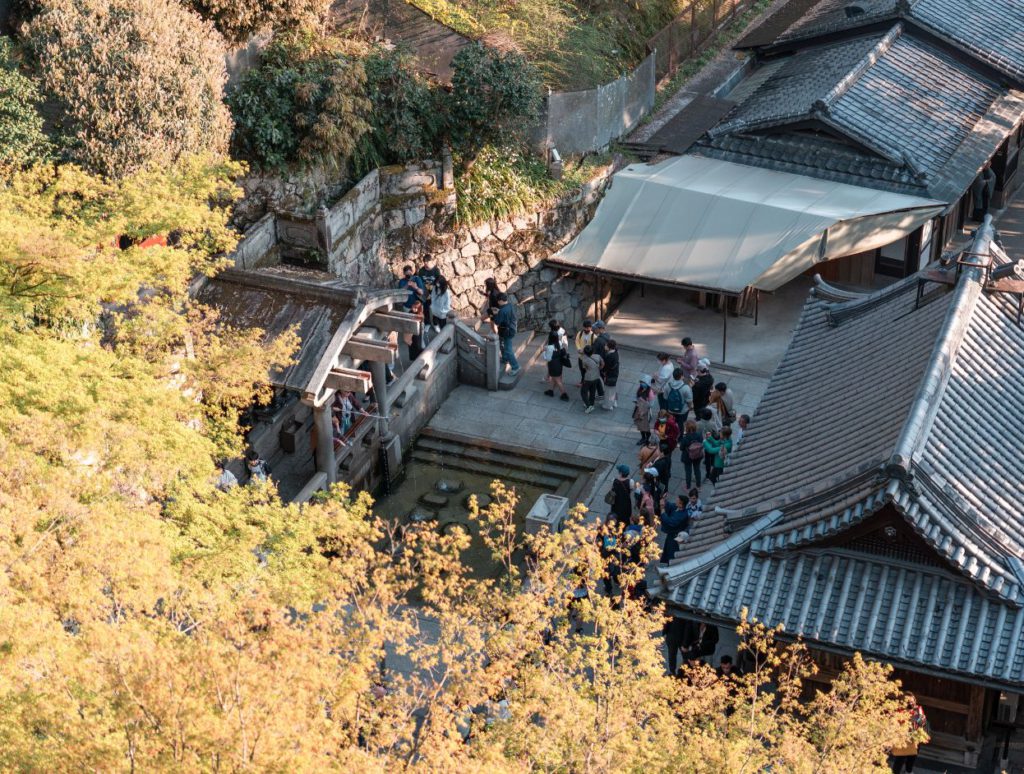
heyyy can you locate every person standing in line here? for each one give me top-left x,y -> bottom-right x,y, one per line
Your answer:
574,320 -> 595,387
683,487 -> 703,522
681,620 -> 719,664
663,367 -> 693,426
679,421 -> 704,490
599,515 -> 621,597
543,319 -> 570,401
491,293 -> 520,376
653,409 -> 680,454
715,381 -> 736,426
703,426 -> 733,484
633,376 -> 656,446
653,440 -> 672,491
417,256 -> 442,331
677,337 -> 699,382
609,464 -> 633,528
601,338 -> 620,410
659,492 -> 692,565
692,359 -> 715,415
481,277 -> 502,320
580,344 -> 604,414
430,275 -> 452,330
591,320 -> 609,401
398,265 -> 425,311
707,388 -> 728,429
653,353 -> 674,410
664,615 -> 689,676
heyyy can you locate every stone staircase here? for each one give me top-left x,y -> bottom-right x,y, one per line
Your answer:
411,428 -> 596,503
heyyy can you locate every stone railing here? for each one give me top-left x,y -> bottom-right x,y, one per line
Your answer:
451,318 -> 500,390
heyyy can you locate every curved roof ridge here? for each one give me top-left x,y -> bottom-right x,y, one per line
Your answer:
811,273 -> 865,301
817,22 -> 904,112
820,272 -> 920,324
888,218 -> 993,474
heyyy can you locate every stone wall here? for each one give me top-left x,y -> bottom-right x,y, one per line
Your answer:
383,165 -> 627,331
230,159 -> 627,332
232,213 -> 278,270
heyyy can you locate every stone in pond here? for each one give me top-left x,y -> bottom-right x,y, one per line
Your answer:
464,492 -> 492,509
407,507 -> 438,523
439,520 -> 469,537
420,492 -> 449,507
435,478 -> 465,494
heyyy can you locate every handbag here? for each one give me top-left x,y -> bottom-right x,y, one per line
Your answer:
561,350 -> 572,368
604,489 -> 616,505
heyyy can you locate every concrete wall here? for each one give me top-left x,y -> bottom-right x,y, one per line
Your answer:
232,213 -> 278,269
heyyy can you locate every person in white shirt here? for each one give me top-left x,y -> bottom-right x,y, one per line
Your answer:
430,275 -> 452,332
653,352 -> 674,411
734,414 -> 750,446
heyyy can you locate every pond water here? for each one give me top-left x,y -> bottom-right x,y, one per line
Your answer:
373,460 -> 548,580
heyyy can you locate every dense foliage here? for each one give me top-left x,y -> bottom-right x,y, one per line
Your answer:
351,47 -> 443,178
0,39 -> 51,178
447,44 -> 542,168
22,0 -> 231,179
188,0 -> 330,44
228,30 -> 371,173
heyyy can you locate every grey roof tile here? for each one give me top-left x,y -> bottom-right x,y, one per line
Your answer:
659,221 -> 1024,688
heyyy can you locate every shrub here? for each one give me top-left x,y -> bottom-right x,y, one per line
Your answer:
23,0 -> 231,179
0,38 -> 51,178
351,47 -> 443,177
227,31 -> 371,173
187,0 -> 331,45
446,43 -> 542,168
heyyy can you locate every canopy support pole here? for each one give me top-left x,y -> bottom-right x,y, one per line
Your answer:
722,299 -> 728,363
755,290 -> 760,326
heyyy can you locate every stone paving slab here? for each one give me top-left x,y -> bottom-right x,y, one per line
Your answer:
425,340 -> 772,519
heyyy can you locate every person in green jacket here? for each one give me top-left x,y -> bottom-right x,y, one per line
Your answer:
703,426 -> 733,484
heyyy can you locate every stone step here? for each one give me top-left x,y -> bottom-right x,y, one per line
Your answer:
409,449 -> 565,490
498,329 -> 536,390
415,435 -> 594,480
413,436 -> 593,477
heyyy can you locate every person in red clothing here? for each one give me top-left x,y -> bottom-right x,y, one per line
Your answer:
653,409 -> 680,453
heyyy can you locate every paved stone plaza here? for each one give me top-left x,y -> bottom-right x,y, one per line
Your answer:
426,340 -> 770,516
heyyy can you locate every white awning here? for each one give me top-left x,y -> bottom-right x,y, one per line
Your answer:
552,156 -> 943,292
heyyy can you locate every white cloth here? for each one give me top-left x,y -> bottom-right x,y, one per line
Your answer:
432,289 -> 452,319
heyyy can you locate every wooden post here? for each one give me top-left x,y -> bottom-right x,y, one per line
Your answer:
369,360 -> 390,423
313,402 -> 336,485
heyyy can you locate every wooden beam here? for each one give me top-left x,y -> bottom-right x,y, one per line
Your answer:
342,335 -> 398,364
324,367 -> 372,393
367,310 -> 422,335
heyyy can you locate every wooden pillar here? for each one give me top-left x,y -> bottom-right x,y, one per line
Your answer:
369,360 -> 390,422
313,401 -> 336,485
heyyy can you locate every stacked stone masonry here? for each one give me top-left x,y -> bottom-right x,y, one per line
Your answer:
230,159 -> 628,332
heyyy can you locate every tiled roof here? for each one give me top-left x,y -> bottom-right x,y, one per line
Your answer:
658,219 -> 1024,687
770,0 -> 1024,86
706,25 -> 1004,201
194,269 -> 355,393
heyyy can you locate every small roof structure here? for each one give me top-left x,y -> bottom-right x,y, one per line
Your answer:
194,267 -> 405,404
656,218 -> 1024,689
550,155 -> 941,293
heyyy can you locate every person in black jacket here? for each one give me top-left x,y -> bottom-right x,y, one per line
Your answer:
681,619 -> 719,664
609,464 -> 633,528
601,338 -> 620,410
692,359 -> 715,415
663,615 -> 690,676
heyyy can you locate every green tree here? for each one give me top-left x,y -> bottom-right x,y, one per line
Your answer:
0,38 -> 51,178
446,42 -> 542,168
227,30 -> 371,173
351,47 -> 442,177
23,0 -> 232,179
188,0 -> 331,45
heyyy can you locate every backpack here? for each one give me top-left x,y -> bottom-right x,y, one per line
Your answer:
666,385 -> 685,414
687,438 -> 704,460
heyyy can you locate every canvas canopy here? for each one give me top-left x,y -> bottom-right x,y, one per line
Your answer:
551,156 -> 943,292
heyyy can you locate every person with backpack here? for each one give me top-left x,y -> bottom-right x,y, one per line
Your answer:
715,381 -> 737,426
598,515 -> 621,597
543,319 -> 570,401
574,320 -> 596,387
245,449 -> 270,484
703,426 -> 733,484
663,367 -> 693,425
490,293 -> 520,376
679,420 -> 704,489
